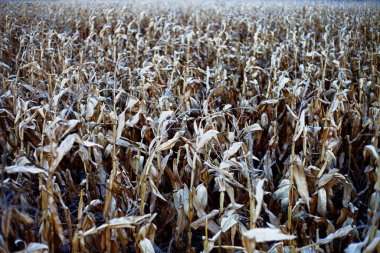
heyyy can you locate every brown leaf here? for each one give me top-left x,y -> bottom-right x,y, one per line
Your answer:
294,158 -> 310,210
50,133 -> 76,172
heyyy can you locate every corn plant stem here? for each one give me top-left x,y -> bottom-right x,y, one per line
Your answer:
368,114 -> 380,243
288,140 -> 296,232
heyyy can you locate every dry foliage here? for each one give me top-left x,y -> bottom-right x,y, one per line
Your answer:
0,1 -> 380,252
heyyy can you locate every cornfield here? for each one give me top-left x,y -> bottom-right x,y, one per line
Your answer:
0,1 -> 379,252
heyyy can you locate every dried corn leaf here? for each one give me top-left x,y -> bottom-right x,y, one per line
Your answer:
50,133 -> 76,172
317,225 -> 353,245
294,158 -> 310,210
139,238 -> 155,253
243,228 -> 296,243
196,129 -> 219,152
22,242 -> 48,253
5,165 -> 47,176
83,214 -> 152,236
